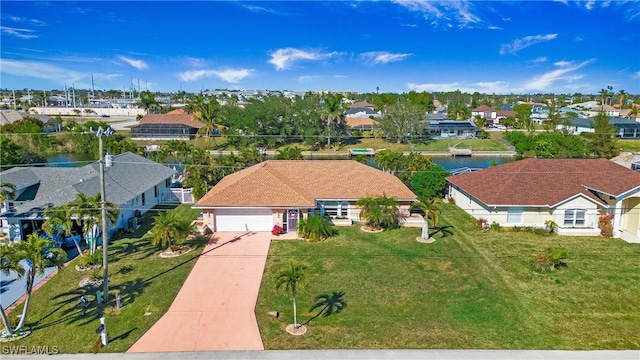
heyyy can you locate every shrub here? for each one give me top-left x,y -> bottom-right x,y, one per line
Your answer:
271,224 -> 284,236
544,219 -> 558,234
598,214 -> 614,238
446,196 -> 456,204
489,221 -> 501,231
298,214 -> 336,242
477,218 -> 489,229
530,248 -> 568,272
78,250 -> 103,268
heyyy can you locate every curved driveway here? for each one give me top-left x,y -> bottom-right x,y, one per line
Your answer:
128,232 -> 271,352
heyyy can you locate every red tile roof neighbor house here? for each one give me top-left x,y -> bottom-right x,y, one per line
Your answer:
138,113 -> 205,127
196,160 -> 416,208
448,158 -> 640,206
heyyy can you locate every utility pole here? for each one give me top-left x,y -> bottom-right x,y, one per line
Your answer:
97,126 -> 113,303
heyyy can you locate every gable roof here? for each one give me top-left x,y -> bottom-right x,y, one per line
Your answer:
138,113 -> 204,128
195,160 -> 416,208
349,101 -> 375,109
346,117 -> 379,128
447,158 -> 640,207
1,152 -> 175,218
472,105 -> 494,112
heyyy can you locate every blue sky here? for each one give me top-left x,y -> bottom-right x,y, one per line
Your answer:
1,1 -> 639,95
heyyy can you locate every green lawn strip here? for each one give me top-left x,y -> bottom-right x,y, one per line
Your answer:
618,140 -> 640,152
6,204 -> 205,353
445,205 -> 640,349
256,222 -> 537,349
336,138 -> 510,152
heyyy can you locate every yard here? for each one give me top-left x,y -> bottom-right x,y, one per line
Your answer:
3,204 -> 206,353
618,140 -> 640,153
256,204 -> 640,349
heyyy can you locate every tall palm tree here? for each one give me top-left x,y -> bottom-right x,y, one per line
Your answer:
275,260 -> 307,330
321,94 -> 345,149
618,90 -> 626,109
68,193 -> 120,255
150,211 -> 194,252
136,91 -> 161,114
43,205 -> 82,254
0,245 -> 25,335
186,95 -> 227,147
13,233 -> 66,331
411,196 -> 440,240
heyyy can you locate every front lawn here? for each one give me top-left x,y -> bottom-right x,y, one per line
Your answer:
618,140 -> 640,152
256,205 -> 640,349
4,204 -> 206,353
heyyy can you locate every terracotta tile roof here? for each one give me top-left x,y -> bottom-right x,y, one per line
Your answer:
447,158 -> 640,207
472,105 -> 494,112
195,160 -> 416,207
349,101 -> 375,109
138,113 -> 205,128
167,109 -> 185,114
346,117 -> 379,128
496,110 -> 516,117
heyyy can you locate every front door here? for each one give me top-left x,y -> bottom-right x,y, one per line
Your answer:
287,209 -> 299,233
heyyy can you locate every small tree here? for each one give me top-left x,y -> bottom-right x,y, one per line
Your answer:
275,146 -> 304,160
356,194 -> 401,230
0,246 -> 25,335
275,260 -> 307,330
411,196 -> 440,240
297,214 -> 335,242
150,211 -> 194,252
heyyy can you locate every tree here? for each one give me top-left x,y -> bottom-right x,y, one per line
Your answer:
618,89 -> 626,108
136,91 -> 161,113
275,146 -> 304,160
588,111 -> 619,159
374,149 -> 404,175
410,165 -> 450,199
275,260 -> 307,330
43,205 -> 82,254
0,245 -> 25,336
321,93 -> 345,148
150,211 -> 194,251
12,233 -> 67,331
68,193 -> 120,255
599,85 -> 613,108
514,103 -> 533,131
186,95 -> 227,147
411,196 -> 440,240
447,102 -> 470,120
377,101 -> 425,144
356,194 -> 401,230
0,137 -> 23,170
407,91 -> 435,112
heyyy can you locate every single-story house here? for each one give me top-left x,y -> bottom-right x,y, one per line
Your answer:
130,111 -> 205,140
0,152 -> 176,241
429,120 -> 481,139
347,117 -> 379,132
348,101 -> 375,110
193,160 -> 418,232
446,158 -> 640,239
557,117 -> 640,139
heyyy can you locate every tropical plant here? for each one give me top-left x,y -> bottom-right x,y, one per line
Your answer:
0,245 -> 25,335
150,211 -> 194,251
411,196 -> 440,240
43,205 -> 82,254
377,101 -> 425,143
12,233 -> 66,331
275,146 -> 304,160
356,194 -> 401,230
297,214 -> 336,242
186,94 -> 226,147
136,91 -> 161,113
321,93 -> 345,149
274,260 -> 307,330
68,193 -> 120,255
530,248 -> 567,272
410,165 -> 450,199
544,219 -> 558,234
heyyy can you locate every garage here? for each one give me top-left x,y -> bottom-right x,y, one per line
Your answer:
214,208 -> 273,232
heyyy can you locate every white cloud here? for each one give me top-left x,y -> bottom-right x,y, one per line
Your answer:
530,56 -> 548,63
392,0 -> 481,28
585,0 -> 596,10
488,25 -> 502,30
9,16 -> 47,26
522,59 -> 594,91
632,71 -> 640,80
117,56 -> 148,70
268,48 -> 338,70
297,75 -> 318,82
359,51 -> 412,65
0,59 -> 86,84
242,4 -> 277,14
178,68 -> 254,83
1,26 -> 37,39
407,81 -> 510,94
499,33 -> 558,55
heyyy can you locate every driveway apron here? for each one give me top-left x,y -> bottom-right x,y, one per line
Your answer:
127,232 -> 271,352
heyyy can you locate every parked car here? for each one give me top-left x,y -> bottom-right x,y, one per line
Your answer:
101,114 -> 110,118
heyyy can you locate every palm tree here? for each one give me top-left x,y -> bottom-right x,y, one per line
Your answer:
411,196 -> 440,240
303,291 -> 346,326
275,260 -> 307,330
136,91 -> 161,114
356,194 -> 401,230
68,193 -> 120,255
43,205 -> 82,254
13,233 -> 66,331
321,93 -> 344,149
618,90 -> 627,109
186,94 -> 227,147
0,245 -> 25,335
0,182 -> 16,210
150,211 -> 194,252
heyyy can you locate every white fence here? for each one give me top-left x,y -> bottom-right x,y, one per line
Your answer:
159,188 -> 194,204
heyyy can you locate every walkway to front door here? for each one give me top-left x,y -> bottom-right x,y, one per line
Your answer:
127,232 -> 271,352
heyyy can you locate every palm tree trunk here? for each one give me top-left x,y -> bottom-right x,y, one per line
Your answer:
14,269 -> 34,331
73,237 -> 82,255
292,295 -> 298,329
421,221 -> 429,240
0,306 -> 15,335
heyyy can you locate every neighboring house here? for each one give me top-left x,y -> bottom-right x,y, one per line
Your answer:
586,104 -> 621,118
193,160 -> 418,232
0,110 -> 58,132
130,112 -> 205,140
447,158 -> 640,239
429,120 -> 481,139
345,107 -> 381,118
346,117 -> 379,132
471,105 -> 497,123
0,152 -> 177,241
348,101 -> 375,110
557,117 -> 640,139
495,110 -> 516,124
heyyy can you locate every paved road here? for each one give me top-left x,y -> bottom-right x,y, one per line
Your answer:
0,247 -> 80,310
127,232 -> 271,352
3,350 -> 639,360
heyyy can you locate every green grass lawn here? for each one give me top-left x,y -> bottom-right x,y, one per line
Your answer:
256,205 -> 640,349
618,140 -> 640,152
5,204 -> 205,353
318,138 -> 511,152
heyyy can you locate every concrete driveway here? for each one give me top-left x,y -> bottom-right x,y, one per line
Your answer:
128,232 -> 271,352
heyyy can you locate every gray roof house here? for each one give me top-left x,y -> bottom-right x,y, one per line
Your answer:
557,117 -> 640,139
0,152 -> 177,241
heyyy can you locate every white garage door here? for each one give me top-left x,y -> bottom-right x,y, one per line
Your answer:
215,208 -> 273,232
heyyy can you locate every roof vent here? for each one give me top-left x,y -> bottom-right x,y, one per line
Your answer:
632,162 -> 640,172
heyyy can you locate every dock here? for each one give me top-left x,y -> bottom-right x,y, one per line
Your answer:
349,148 -> 375,156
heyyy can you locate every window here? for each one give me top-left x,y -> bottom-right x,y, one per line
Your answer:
317,201 -> 348,217
323,201 -> 339,217
564,209 -> 586,227
507,207 -> 523,224
154,185 -> 158,198
141,193 -> 146,206
165,178 -> 171,187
